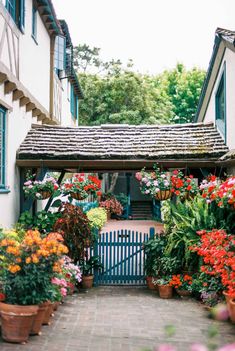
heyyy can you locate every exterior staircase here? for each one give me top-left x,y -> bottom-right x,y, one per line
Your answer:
131,201 -> 153,220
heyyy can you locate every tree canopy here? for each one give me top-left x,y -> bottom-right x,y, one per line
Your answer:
74,45 -> 206,126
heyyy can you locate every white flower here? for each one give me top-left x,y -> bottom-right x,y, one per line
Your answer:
155,188 -> 160,193
164,180 -> 169,186
36,193 -> 41,198
161,174 -> 166,178
153,180 -> 159,186
145,190 -> 150,194
146,182 -> 151,187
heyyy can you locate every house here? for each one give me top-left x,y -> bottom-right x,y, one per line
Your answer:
0,0 -> 83,227
195,28 -> 235,172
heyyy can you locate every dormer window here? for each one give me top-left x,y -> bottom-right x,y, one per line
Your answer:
5,0 -> 25,31
215,64 -> 226,139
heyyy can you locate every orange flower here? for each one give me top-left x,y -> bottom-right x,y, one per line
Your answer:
26,257 -> 31,264
8,264 -> 21,273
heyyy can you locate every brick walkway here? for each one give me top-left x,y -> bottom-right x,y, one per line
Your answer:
101,220 -> 164,234
1,287 -> 235,351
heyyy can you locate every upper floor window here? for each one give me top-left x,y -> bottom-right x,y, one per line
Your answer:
0,107 -> 6,189
215,64 -> 226,139
70,85 -> 79,120
32,4 -> 37,41
5,0 -> 25,31
54,35 -> 66,75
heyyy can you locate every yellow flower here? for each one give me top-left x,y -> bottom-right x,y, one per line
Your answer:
8,264 -> 21,273
16,257 -> 22,263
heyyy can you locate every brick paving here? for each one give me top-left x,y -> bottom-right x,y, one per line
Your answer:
1,286 -> 235,351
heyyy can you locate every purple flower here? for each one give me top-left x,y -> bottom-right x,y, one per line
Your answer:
211,303 -> 229,321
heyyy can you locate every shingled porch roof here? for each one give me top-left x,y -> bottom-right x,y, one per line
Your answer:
16,122 -> 228,171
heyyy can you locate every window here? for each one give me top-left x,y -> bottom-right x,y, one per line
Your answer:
54,35 -> 66,74
215,64 -> 226,138
32,4 -> 37,41
5,0 -> 25,31
0,107 -> 6,189
70,85 -> 79,120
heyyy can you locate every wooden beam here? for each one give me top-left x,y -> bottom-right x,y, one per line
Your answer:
26,102 -> 36,112
4,81 -> 16,94
37,113 -> 47,122
32,108 -> 41,117
0,73 -> 7,84
13,89 -> 24,101
20,96 -> 30,107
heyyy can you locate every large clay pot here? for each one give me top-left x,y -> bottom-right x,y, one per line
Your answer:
42,301 -> 54,325
53,301 -> 60,311
0,302 -> 38,343
82,275 -> 94,289
39,191 -> 52,200
223,291 -> 233,320
146,276 -> 156,290
155,190 -> 172,201
30,301 -> 49,335
158,284 -> 173,299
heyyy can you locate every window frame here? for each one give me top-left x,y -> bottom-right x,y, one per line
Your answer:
5,0 -> 25,32
70,84 -> 79,120
31,3 -> 37,42
0,106 -> 6,190
215,62 -> 226,141
54,35 -> 66,75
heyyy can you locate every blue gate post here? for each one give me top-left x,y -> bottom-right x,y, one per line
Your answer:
126,173 -> 131,219
93,229 -> 99,286
149,227 -> 155,239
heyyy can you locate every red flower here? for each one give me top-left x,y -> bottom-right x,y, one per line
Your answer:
0,293 -> 5,301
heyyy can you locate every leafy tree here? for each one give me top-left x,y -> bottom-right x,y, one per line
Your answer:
75,45 -> 205,125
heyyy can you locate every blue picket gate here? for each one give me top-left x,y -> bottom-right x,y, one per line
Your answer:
91,227 -> 155,285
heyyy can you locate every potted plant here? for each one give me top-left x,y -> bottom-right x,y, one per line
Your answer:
170,170 -> 198,200
155,276 -> 173,298
84,175 -> 102,197
80,255 -> 103,289
170,274 -> 193,297
86,207 -> 108,231
144,235 -> 167,290
23,175 -> 59,200
99,196 -> 123,219
0,230 -> 68,342
62,256 -> 82,295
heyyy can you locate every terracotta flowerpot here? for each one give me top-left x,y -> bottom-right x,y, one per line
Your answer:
155,190 -> 172,201
0,302 -> 38,343
176,289 -> 191,297
158,284 -> 173,299
68,284 -> 75,295
53,301 -> 60,311
42,301 -> 54,325
39,190 -> 52,200
106,211 -> 111,220
228,299 -> 235,323
223,291 -> 234,321
70,192 -> 88,201
82,275 -> 94,289
146,276 -> 156,290
30,302 -> 49,335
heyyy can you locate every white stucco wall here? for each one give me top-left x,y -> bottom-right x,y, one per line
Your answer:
60,79 -> 78,127
204,48 -> 235,149
19,0 -> 50,111
0,85 -> 40,228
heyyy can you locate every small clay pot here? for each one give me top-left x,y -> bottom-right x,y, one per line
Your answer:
42,301 -> 54,325
146,276 -> 156,290
82,275 -> 94,289
158,284 -> 173,299
176,289 -> 191,297
31,302 -> 49,335
223,291 -> 233,320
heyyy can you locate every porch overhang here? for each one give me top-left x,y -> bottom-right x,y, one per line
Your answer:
16,122 -> 229,171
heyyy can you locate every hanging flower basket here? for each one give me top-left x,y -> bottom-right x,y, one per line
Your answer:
38,190 -> 52,200
155,189 -> 172,201
70,192 -> 88,201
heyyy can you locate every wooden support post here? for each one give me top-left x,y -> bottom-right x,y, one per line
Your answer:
126,173 -> 131,219
26,102 -> 36,112
4,81 -> 16,94
13,89 -> 24,101
20,96 -> 30,107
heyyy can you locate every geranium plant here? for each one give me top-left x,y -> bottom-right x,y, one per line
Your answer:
61,174 -> 89,199
84,175 -> 102,197
169,274 -> 193,291
99,197 -> 123,215
23,175 -> 59,200
136,165 -> 171,197
0,230 -> 68,305
62,255 -> 82,292
171,170 -> 198,198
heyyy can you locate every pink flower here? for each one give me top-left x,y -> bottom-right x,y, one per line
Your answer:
211,304 -> 229,321
135,172 -> 142,181
190,344 -> 208,351
60,287 -> 67,297
218,344 -> 235,351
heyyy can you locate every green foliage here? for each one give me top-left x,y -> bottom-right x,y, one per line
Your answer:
75,45 -> 205,125
80,255 -> 103,276
115,193 -> 129,207
165,195 -> 218,270
18,210 -> 61,234
86,207 -> 107,230
144,235 -> 167,276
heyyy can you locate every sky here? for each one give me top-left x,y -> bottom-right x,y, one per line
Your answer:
52,0 -> 235,74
